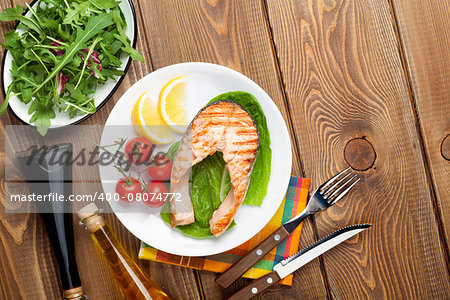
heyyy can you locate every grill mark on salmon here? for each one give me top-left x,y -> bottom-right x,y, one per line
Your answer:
170,100 -> 259,235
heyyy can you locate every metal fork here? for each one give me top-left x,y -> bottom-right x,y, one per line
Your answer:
284,167 -> 360,232
216,167 -> 360,288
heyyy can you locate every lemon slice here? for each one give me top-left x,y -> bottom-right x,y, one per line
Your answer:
131,91 -> 175,144
158,76 -> 188,133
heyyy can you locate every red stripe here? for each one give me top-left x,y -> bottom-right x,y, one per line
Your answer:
296,177 -> 303,191
284,178 -> 304,257
292,180 -> 302,217
284,234 -> 293,257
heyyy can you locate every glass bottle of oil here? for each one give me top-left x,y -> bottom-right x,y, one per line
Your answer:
77,203 -> 171,300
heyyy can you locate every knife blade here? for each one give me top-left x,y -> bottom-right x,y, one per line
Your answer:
227,224 -> 371,300
217,169 -> 360,289
215,213 -> 308,288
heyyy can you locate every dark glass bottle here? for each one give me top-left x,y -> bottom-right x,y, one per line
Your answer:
17,143 -> 87,300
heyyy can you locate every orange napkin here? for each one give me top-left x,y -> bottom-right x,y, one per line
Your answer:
139,177 -> 310,286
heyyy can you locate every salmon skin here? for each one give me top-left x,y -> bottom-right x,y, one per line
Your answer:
170,100 -> 259,236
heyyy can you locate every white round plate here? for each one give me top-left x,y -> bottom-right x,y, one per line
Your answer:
100,62 -> 292,256
1,0 -> 137,127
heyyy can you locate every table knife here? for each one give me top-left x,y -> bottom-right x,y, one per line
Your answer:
227,224 -> 370,300
216,168 -> 360,288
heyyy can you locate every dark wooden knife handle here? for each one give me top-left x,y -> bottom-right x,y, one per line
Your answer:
216,226 -> 290,288
227,271 -> 281,300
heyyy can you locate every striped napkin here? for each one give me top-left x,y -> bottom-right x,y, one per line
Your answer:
139,176 -> 310,286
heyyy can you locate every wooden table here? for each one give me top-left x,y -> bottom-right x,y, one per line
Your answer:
1,0 -> 449,299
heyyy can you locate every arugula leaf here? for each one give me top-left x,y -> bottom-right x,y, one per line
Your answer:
27,14 -> 114,101
111,8 -> 144,62
111,5 -> 125,26
110,40 -> 122,54
1,30 -> 20,49
65,83 -> 90,103
101,68 -> 124,78
75,35 -> 103,88
1,31 -> 22,63
0,84 -> 14,115
100,42 -> 122,67
63,1 -> 91,25
28,100 -> 55,135
58,24 -> 71,41
40,0 -> 61,7
0,5 -> 44,38
89,0 -> 119,10
114,31 -> 144,62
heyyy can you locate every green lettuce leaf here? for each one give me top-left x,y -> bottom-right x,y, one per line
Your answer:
160,210 -> 235,238
208,91 -> 271,205
160,91 -> 271,237
160,151 -> 233,236
191,152 -> 231,227
202,152 -> 231,208
191,163 -> 214,227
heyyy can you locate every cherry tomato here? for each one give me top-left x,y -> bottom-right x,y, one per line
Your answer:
146,155 -> 172,181
124,137 -> 154,165
143,182 -> 168,208
116,177 -> 142,202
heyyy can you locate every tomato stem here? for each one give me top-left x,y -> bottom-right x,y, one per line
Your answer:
81,130 -> 153,192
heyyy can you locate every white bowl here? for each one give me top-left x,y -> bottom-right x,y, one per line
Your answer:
1,0 -> 137,127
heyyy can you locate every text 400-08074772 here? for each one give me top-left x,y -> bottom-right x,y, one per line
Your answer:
8,192 -> 183,203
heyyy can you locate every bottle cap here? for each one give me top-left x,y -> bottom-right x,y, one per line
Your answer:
77,203 -> 99,221
63,286 -> 87,299
77,203 -> 104,232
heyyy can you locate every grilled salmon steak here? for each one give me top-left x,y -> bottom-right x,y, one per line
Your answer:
170,101 -> 259,236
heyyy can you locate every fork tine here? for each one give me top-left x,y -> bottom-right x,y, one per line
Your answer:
326,174 -> 358,199
329,176 -> 360,205
323,170 -> 354,195
320,167 -> 351,190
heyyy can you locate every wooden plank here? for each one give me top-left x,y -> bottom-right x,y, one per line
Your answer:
265,0 -> 450,299
138,0 -> 329,299
0,131 -> 62,299
91,1 -> 204,298
75,1 -> 205,297
0,0 -> 202,299
390,0 -> 450,246
0,1 -> 58,299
